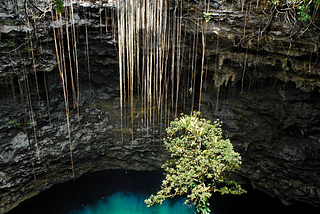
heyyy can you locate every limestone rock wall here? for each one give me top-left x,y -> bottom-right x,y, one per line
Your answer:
187,0 -> 320,206
0,1 -> 167,213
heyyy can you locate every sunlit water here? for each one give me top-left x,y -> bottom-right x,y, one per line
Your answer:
7,170 -> 319,214
69,191 -> 194,214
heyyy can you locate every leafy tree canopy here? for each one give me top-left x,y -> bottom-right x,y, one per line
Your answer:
145,112 -> 246,214
54,0 -> 64,13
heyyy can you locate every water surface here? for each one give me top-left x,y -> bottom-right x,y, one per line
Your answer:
69,191 -> 193,214
7,170 -> 319,214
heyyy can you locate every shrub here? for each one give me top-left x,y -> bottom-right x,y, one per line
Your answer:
145,112 -> 246,214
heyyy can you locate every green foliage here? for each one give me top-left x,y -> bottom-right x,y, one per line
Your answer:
6,119 -> 21,128
7,39 -> 15,47
269,0 -> 319,22
6,119 -> 32,129
54,0 -> 64,13
298,4 -> 311,21
145,112 -> 246,214
203,12 -> 211,22
203,0 -> 319,22
264,0 -> 280,4
25,46 -> 34,52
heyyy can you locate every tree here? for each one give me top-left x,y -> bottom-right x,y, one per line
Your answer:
145,112 -> 246,214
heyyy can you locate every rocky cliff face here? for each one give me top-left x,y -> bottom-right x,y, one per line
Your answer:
0,0 -> 320,213
190,0 -> 320,207
0,1 -> 168,213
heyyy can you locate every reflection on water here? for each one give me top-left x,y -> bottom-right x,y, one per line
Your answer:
69,191 -> 194,214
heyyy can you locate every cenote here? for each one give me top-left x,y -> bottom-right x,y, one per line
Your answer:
7,170 -> 318,214
2,0 -> 320,212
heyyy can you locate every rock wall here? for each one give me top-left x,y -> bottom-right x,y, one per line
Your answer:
0,1 -> 168,213
190,0 -> 320,206
0,0 -> 320,213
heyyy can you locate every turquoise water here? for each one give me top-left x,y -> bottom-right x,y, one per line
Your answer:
69,191 -> 194,214
6,170 -> 319,214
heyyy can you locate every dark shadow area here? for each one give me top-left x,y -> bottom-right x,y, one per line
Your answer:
7,170 -> 164,214
209,186 -> 319,214
7,169 -> 319,214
